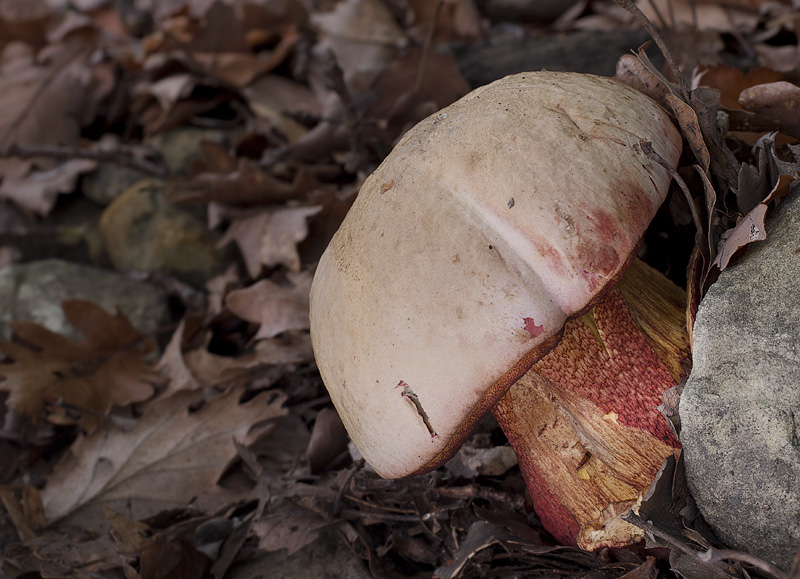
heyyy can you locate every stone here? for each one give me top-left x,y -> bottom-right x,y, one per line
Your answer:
456,29 -> 659,89
0,259 -> 170,341
680,193 -> 800,570
99,179 -> 227,288
146,127 -> 234,175
82,164 -> 150,205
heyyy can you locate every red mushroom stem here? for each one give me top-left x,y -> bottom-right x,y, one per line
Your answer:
492,259 -> 690,549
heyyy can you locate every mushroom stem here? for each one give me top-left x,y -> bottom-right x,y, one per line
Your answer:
492,259 -> 690,550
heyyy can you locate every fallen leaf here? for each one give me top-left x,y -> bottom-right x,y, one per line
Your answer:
694,65 -> 785,110
738,81 -> 800,139
192,25 -> 299,87
242,74 -> 322,144
252,501 -> 330,555
0,33 -> 98,154
107,508 -> 211,579
219,205 -> 322,276
0,158 -> 97,215
406,0 -> 483,43
0,300 -> 159,430
2,529 -> 122,578
311,0 -> 405,94
665,93 -> 710,173
714,173 -> 796,271
183,331 -> 314,391
306,407 -> 349,474
225,271 -> 312,339
156,319 -> 201,397
40,387 -> 288,531
170,154 -> 318,206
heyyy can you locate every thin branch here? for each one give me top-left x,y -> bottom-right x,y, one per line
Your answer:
639,140 -> 709,264
322,50 -> 364,171
415,0 -> 445,96
622,513 -> 735,578
7,144 -> 170,178
612,0 -> 690,100
699,548 -> 788,579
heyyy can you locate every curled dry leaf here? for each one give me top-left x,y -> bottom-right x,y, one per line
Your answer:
158,321 -> 313,398
738,81 -> 800,140
310,0 -> 405,94
171,155 -> 319,206
192,25 -> 299,87
0,157 -> 96,216
693,65 -> 785,111
225,271 -> 312,339
253,501 -> 331,555
0,300 -> 159,430
713,173 -> 796,271
41,388 -> 288,531
219,205 -> 322,276
0,35 -> 97,154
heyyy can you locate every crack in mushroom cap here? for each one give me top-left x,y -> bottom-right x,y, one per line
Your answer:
309,71 -> 682,479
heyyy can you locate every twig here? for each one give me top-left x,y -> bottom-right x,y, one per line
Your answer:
622,512 -> 735,578
7,144 -> 170,178
699,548 -> 788,579
322,50 -> 364,171
645,0 -> 667,28
639,140 -> 709,264
612,0 -> 690,100
414,0 -> 445,96
332,460 -> 363,517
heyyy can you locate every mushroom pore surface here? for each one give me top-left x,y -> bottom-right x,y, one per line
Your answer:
309,71 -> 682,479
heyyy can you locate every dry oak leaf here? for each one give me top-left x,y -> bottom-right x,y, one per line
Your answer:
219,205 -> 322,276
0,300 -> 159,430
106,508 -> 209,579
0,34 -> 98,154
158,321 -> 313,398
225,270 -> 312,339
0,157 -> 96,216
40,387 -> 288,531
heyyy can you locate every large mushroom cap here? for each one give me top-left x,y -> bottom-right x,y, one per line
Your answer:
309,71 -> 682,479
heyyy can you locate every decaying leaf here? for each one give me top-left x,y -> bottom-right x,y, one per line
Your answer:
2,529 -> 121,578
0,34 -> 97,154
738,81 -> 800,139
158,320 -> 313,398
0,300 -> 160,430
253,501 -> 331,555
0,158 -> 96,215
40,388 -> 288,531
225,271 -> 312,339
219,205 -> 322,276
170,146 -> 319,206
714,173 -> 796,271
107,508 -> 210,579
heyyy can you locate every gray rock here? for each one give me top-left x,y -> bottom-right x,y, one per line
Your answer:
456,29 -> 660,89
146,127 -> 234,175
680,193 -> 800,570
0,259 -> 170,341
99,179 -> 227,288
82,164 -> 150,205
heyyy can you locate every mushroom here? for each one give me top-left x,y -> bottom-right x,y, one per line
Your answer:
309,72 -> 687,548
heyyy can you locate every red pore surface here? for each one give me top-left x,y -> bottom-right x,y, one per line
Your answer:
535,288 -> 679,446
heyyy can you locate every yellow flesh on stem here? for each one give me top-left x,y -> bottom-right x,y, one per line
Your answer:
493,260 -> 690,550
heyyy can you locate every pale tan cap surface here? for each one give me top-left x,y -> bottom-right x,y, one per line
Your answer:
309,72 -> 682,479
